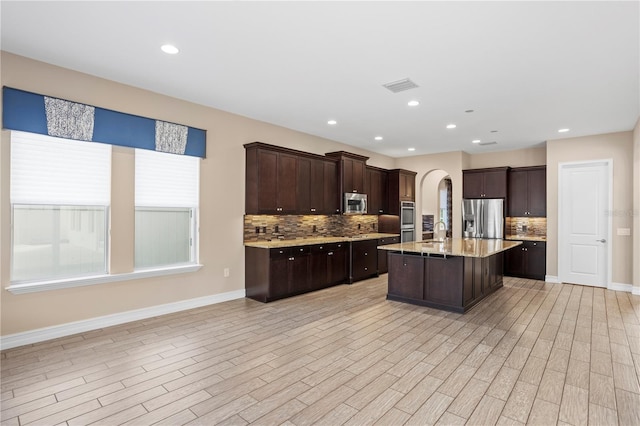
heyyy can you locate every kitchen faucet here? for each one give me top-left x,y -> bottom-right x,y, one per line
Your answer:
434,220 -> 447,242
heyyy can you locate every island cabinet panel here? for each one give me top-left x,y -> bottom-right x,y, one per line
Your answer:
350,239 -> 378,283
462,167 -> 509,199
377,235 -> 400,274
508,166 -> 546,217
388,254 -> 424,300
386,251 -> 505,313
424,256 -> 464,309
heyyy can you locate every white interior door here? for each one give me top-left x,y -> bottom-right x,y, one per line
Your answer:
559,161 -> 611,287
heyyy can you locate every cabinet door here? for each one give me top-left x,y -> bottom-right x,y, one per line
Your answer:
524,242 -> 546,280
353,160 -> 365,193
527,168 -> 547,217
505,246 -> 525,276
290,252 -> 310,293
257,150 -> 279,213
343,158 -> 355,194
388,253 -> 424,300
508,169 -> 528,216
482,170 -> 507,198
351,240 -> 378,281
323,161 -> 340,214
328,244 -> 347,285
297,157 -> 312,214
277,153 -> 298,213
463,171 -> 484,198
367,168 -> 382,214
424,256 -> 464,307
269,249 -> 291,298
310,245 -> 329,290
399,172 -> 415,201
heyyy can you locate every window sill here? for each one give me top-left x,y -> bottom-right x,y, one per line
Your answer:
5,264 -> 203,294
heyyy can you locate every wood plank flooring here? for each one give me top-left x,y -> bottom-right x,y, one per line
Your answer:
1,276 -> 639,425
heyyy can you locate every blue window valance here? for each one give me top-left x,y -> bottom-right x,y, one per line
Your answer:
2,87 -> 206,158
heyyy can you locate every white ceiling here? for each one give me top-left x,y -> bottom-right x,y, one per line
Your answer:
2,1 -> 639,158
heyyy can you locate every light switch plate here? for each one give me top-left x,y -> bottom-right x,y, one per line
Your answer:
617,228 -> 631,236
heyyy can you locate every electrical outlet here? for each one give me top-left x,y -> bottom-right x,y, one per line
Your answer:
358,224 -> 361,230
312,225 -> 317,233
223,268 -> 230,277
274,225 -> 279,233
255,226 -> 260,234
262,226 -> 267,233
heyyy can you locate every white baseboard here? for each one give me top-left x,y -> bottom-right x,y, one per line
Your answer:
609,282 -> 633,293
1,289 -> 246,350
545,275 -> 559,283
633,287 -> 640,296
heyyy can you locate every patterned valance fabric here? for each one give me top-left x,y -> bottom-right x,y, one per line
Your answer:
2,87 -> 206,158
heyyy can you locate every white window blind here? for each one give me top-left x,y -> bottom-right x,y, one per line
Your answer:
10,131 -> 111,205
135,149 -> 200,207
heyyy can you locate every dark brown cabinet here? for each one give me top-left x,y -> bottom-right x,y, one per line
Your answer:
326,151 -> 368,195
388,169 -> 417,214
505,240 -> 546,280
350,239 -> 378,283
246,243 -> 347,302
508,166 -> 546,217
245,142 -> 340,215
311,243 -> 347,290
387,252 -> 504,313
366,166 -> 389,214
377,235 -> 400,274
463,167 -> 509,199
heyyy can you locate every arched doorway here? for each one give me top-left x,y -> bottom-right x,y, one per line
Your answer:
419,169 -> 452,240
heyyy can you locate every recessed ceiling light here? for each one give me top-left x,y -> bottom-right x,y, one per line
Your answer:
327,120 -> 337,125
490,130 -> 498,133
161,44 -> 179,54
472,139 -> 481,144
374,136 -> 383,141
408,147 -> 416,152
446,124 -> 457,129
407,100 -> 420,107
558,128 -> 570,133
465,109 -> 474,113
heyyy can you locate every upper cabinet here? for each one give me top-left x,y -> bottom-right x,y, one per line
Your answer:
387,169 -> 417,214
462,167 -> 509,199
366,166 -> 389,215
245,142 -> 340,215
508,166 -> 546,217
325,151 -> 369,195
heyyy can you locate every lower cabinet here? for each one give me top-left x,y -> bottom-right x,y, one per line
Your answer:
350,239 -> 379,283
505,241 -> 546,280
377,236 -> 400,274
387,252 -> 504,312
246,244 -> 347,302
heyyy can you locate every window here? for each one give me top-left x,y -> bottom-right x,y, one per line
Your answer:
134,149 -> 199,269
10,132 -> 111,282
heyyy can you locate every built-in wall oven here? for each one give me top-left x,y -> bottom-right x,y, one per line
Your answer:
400,201 -> 415,242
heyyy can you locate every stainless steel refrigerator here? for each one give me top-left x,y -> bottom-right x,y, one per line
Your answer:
461,199 -> 504,239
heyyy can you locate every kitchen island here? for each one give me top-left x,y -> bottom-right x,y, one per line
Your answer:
378,238 -> 521,313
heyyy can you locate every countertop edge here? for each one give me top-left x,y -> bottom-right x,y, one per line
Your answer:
377,239 -> 522,258
244,233 -> 400,249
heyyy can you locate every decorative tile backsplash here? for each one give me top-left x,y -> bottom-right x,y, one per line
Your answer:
244,215 -> 380,242
506,217 -> 547,238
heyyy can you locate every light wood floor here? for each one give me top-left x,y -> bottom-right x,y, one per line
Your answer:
1,276 -> 639,426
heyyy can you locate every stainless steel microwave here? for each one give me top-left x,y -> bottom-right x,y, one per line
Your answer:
344,193 -> 367,214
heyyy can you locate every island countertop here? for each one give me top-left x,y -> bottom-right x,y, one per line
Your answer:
378,238 -> 522,258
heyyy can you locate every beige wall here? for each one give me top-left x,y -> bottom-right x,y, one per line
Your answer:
634,118 -> 640,291
421,169 -> 448,217
546,131 -> 634,285
468,146 -> 546,169
0,52 -> 396,336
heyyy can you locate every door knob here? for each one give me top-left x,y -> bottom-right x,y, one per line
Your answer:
596,239 -> 606,243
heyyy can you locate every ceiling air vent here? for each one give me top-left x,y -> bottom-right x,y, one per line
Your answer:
478,141 -> 497,146
383,78 -> 419,93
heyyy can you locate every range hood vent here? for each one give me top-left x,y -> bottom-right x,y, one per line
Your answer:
382,78 -> 419,93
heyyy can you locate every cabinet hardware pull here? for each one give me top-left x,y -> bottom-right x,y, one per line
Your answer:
596,239 -> 606,243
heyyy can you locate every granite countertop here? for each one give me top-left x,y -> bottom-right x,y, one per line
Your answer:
505,235 -> 547,242
378,238 -> 522,258
244,233 -> 399,249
